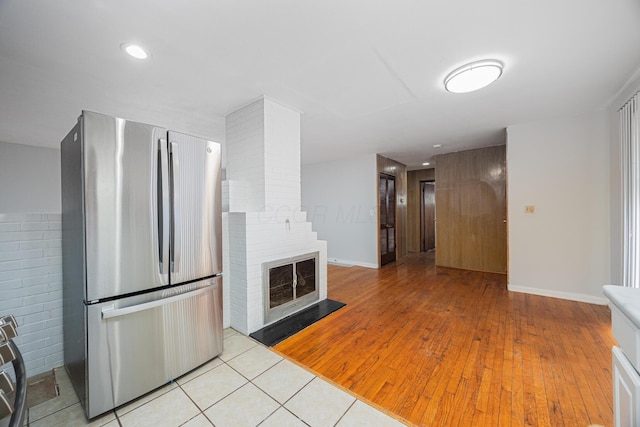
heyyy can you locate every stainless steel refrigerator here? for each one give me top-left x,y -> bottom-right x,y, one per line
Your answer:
61,111 -> 223,419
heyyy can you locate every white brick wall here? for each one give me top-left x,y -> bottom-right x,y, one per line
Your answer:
226,97 -> 302,212
264,98 -> 301,211
224,97 -> 328,335
0,213 -> 63,380
226,99 -> 266,212
228,211 -> 327,334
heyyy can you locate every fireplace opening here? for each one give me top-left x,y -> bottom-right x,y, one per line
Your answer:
264,252 -> 319,324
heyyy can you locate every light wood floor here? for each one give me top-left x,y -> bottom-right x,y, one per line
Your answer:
274,252 -> 616,427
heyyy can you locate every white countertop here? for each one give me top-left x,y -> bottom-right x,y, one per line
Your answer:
603,284 -> 640,329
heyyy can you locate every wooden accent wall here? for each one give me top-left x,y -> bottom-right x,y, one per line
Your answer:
435,145 -> 507,273
407,168 -> 435,252
376,155 -> 407,263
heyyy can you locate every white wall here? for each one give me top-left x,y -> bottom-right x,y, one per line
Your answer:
225,98 -> 328,334
0,214 -> 63,381
0,141 -> 60,213
609,107 -> 623,286
507,111 -> 610,304
301,154 -> 378,268
0,142 -> 63,380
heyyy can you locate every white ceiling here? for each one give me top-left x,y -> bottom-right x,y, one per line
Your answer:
1,0 -> 640,169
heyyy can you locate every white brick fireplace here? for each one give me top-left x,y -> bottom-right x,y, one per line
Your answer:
223,97 -> 327,335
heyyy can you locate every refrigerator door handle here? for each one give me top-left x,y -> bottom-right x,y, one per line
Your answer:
158,138 -> 170,275
100,286 -> 213,319
169,141 -> 181,273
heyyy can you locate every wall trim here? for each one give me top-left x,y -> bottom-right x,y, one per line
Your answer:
507,284 -> 608,305
328,258 -> 378,269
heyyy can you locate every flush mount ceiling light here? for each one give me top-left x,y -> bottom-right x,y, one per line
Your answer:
120,43 -> 150,60
422,162 -> 430,166
444,60 -> 503,93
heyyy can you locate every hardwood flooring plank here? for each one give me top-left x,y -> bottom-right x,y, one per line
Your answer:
274,253 -> 615,426
499,386 -> 512,426
475,368 -> 492,412
519,322 -> 539,427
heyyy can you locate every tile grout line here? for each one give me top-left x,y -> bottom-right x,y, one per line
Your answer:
226,333 -> 372,427
333,398 -> 358,427
197,335 -> 319,426
178,375 -> 211,408
29,329 -> 394,426
245,357 -> 315,427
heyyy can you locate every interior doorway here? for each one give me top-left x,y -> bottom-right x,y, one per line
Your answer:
420,181 -> 435,252
379,173 -> 396,265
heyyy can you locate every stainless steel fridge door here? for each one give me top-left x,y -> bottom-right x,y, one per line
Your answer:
168,131 -> 222,284
85,277 -> 223,418
82,111 -> 170,301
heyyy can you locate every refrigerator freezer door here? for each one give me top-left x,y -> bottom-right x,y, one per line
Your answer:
82,111 -> 169,301
85,277 -> 223,418
168,132 -> 222,284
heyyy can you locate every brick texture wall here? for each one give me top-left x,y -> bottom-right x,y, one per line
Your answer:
225,97 -> 328,334
228,211 -> 327,333
226,99 -> 267,212
0,213 -> 63,380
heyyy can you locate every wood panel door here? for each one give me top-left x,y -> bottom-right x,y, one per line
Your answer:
420,181 -> 435,251
379,173 -> 396,266
435,145 -> 507,273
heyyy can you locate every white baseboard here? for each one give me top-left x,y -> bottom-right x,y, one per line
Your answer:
507,284 -> 609,305
327,258 -> 378,269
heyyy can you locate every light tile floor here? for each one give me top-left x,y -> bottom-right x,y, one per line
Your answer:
15,329 -> 407,427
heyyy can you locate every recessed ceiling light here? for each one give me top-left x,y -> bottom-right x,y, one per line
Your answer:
444,60 -> 503,93
422,162 -> 430,166
120,43 -> 150,60
433,144 -> 442,148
